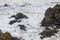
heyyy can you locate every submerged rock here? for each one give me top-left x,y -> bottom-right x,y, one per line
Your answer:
41,4 -> 60,28
4,4 -> 9,7
53,4 -> 60,12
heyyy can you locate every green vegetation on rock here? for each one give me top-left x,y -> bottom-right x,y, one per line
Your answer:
0,31 -> 19,40
40,4 -> 60,39
40,29 -> 58,39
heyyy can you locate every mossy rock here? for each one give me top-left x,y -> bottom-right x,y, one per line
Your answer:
4,4 -> 8,7
45,8 -> 56,17
0,32 -> 19,40
2,32 -> 12,40
41,7 -> 57,27
53,4 -> 60,12
9,20 -> 17,25
45,15 -> 53,23
40,4 -> 60,39
9,12 -> 28,21
40,29 -> 58,39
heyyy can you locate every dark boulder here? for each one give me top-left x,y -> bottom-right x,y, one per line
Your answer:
40,29 -> 58,39
18,25 -> 26,31
9,20 -> 17,25
53,4 -> 60,12
45,8 -> 57,17
0,32 -> 19,40
40,4 -> 60,39
4,4 -> 9,7
9,12 -> 28,21
15,12 -> 28,20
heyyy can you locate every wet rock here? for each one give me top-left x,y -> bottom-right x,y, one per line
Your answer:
9,12 -> 28,21
9,12 -> 28,25
9,20 -> 17,25
53,4 -> 60,12
41,4 -> 60,28
18,25 -> 26,31
40,29 -> 58,39
15,12 -> 28,20
4,4 -> 9,7
0,32 -> 19,40
2,32 -> 12,40
12,37 -> 19,40
41,18 -> 47,27
9,15 -> 15,18
41,7 -> 57,27
40,4 -> 60,39
45,8 -> 56,17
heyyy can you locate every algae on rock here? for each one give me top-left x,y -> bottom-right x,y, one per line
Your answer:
0,31 -> 19,40
40,4 -> 60,39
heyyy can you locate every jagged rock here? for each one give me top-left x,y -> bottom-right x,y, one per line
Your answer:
41,4 -> 60,28
40,4 -> 60,39
53,4 -> 60,12
41,8 -> 57,27
41,18 -> 47,27
18,25 -> 26,31
17,20 -> 21,23
15,12 -> 28,20
40,29 -> 58,39
2,32 -> 12,40
12,37 -> 19,40
0,32 -> 19,40
10,12 -> 28,20
9,12 -> 28,25
9,15 -> 15,18
9,20 -> 17,25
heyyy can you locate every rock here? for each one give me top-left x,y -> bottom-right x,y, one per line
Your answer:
45,8 -> 56,17
40,29 -> 58,39
9,20 -> 17,25
53,4 -> 60,12
41,7 -> 57,27
41,17 -> 55,27
15,12 -> 28,20
2,32 -> 12,40
12,37 -> 19,40
4,4 -> 8,7
40,4 -> 60,39
18,25 -> 26,31
0,32 -> 19,40
41,4 -> 60,27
